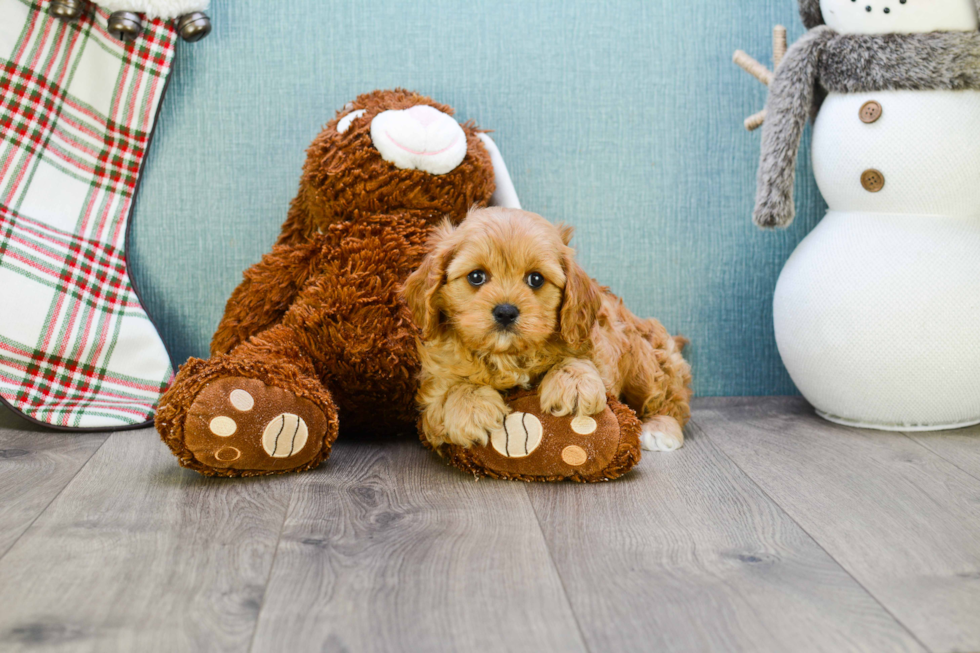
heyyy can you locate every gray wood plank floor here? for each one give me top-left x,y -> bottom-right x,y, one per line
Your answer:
697,397 -> 980,653
251,438 -> 585,653
525,423 -> 923,653
0,398 -> 977,653
0,410 -> 107,558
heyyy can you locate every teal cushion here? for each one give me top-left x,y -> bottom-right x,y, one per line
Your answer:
130,0 -> 823,397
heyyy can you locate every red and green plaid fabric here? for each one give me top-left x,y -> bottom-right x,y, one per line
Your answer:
0,0 -> 175,429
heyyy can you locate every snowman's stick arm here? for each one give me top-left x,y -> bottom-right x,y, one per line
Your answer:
733,26 -> 787,131
773,25 -> 787,68
733,51 -> 773,86
754,26 -> 835,229
745,109 -> 767,132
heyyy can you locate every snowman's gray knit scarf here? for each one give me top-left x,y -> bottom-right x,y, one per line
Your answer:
754,26 -> 980,228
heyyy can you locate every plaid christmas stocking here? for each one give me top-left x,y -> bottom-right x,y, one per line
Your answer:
0,0 -> 177,430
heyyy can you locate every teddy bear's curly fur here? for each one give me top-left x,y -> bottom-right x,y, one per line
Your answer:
155,89 -> 496,476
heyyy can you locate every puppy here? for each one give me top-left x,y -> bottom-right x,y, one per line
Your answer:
402,207 -> 692,453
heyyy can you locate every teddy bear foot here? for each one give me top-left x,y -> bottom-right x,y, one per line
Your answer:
182,377 -> 332,474
156,358 -> 339,477
428,390 -> 643,483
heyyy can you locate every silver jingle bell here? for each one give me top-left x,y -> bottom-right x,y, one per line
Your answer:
176,12 -> 211,42
107,11 -> 143,42
49,0 -> 83,20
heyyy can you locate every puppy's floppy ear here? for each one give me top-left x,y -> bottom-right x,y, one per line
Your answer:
559,242 -> 602,349
402,219 -> 458,339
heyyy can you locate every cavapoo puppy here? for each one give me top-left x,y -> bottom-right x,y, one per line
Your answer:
402,207 -> 692,453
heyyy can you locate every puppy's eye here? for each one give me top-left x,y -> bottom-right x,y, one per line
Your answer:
526,272 -> 545,289
467,270 -> 488,287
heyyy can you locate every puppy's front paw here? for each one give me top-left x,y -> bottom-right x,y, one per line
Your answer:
442,385 -> 510,448
641,415 -> 684,452
539,359 -> 607,417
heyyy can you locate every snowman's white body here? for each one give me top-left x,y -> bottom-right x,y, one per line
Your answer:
774,81 -> 980,427
771,0 -> 980,430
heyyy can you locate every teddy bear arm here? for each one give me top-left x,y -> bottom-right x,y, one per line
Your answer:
210,240 -> 324,356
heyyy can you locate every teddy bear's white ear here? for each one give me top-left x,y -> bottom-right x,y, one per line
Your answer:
477,133 -> 522,210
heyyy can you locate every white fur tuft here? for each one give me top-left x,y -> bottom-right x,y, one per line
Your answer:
95,0 -> 209,20
640,416 -> 684,452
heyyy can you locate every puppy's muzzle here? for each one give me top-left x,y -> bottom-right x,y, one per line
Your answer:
492,303 -> 520,328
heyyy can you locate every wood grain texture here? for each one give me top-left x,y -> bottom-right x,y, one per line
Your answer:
903,424 -> 980,483
525,420 -> 924,653
0,407 -> 108,558
0,428 -> 291,653
697,396 -> 980,653
2,399 -> 978,652
250,437 -> 586,653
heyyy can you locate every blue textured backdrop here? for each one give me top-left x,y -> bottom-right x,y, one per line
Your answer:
129,0 -> 826,397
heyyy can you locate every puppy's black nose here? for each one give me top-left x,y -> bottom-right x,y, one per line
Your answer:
492,303 -> 520,327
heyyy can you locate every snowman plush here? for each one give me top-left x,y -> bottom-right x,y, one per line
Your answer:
754,0 -> 980,430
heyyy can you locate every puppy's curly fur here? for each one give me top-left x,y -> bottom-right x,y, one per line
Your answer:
402,207 -> 692,453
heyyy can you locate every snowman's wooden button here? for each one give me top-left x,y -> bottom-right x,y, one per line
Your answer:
859,101 -> 882,124
861,169 -> 885,193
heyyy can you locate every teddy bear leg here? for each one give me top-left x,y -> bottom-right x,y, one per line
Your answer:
156,325 -> 340,477
432,391 -> 643,483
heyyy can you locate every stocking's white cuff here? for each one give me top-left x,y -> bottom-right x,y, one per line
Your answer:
95,0 -> 209,19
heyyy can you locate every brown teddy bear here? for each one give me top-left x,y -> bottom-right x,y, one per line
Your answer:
156,89 -> 495,476
156,89 -> 643,480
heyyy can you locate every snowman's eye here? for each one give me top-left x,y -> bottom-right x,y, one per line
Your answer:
337,109 -> 366,134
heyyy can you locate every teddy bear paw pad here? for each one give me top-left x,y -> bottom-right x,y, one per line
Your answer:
184,377 -> 328,472
262,413 -> 309,458
489,412 -> 543,458
561,445 -> 588,466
